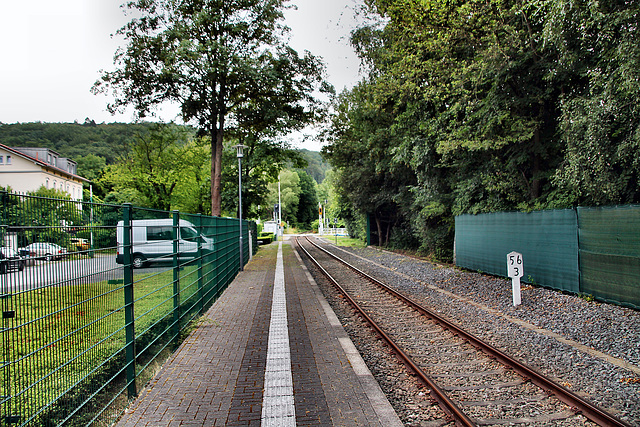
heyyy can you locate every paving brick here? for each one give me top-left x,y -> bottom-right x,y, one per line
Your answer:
115,239 -> 400,426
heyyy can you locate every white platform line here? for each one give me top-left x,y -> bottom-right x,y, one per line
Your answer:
261,242 -> 296,427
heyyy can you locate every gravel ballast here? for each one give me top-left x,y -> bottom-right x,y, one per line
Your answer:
311,240 -> 640,426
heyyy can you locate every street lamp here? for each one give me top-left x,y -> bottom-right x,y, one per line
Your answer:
236,144 -> 247,271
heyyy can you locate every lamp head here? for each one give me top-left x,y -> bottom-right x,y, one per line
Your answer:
235,144 -> 247,158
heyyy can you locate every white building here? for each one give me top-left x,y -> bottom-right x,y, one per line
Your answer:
0,144 -> 88,201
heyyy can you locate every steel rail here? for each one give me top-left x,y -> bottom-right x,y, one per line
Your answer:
295,237 -> 476,427
302,236 -> 631,427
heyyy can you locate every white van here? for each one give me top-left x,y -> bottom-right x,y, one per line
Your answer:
116,219 -> 213,268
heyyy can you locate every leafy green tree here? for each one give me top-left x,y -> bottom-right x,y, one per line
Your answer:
545,0 -> 640,205
323,0 -> 640,259
220,141 -> 307,219
265,170 -> 300,226
171,137 -> 212,214
22,188 -> 84,245
94,0 -> 329,216
323,82 -> 415,247
295,170 -> 318,228
100,124 -> 191,211
75,154 -> 106,182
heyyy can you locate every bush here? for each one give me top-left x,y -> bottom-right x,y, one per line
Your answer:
257,232 -> 274,245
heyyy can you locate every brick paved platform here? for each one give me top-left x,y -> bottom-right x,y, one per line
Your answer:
116,237 -> 402,426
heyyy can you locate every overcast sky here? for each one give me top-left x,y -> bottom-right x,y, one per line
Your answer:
0,0 -> 364,150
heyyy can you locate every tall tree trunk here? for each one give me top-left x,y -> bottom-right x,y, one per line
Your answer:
385,220 -> 391,246
530,128 -> 541,200
211,80 -> 227,217
375,215 -> 384,247
211,128 -> 224,216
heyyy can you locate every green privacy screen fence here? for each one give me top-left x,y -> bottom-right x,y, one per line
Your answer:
578,205 -> 640,309
1,191 -> 257,426
455,205 -> 640,310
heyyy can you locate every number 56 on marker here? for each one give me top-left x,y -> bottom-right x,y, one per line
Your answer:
507,251 -> 523,278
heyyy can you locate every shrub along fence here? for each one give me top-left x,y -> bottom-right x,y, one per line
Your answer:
1,191 -> 256,426
455,205 -> 640,310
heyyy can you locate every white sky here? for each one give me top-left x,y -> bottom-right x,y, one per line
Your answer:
0,0 -> 364,150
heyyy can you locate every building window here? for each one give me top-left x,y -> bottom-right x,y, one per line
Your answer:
0,156 -> 3,164
46,178 -> 50,188
6,155 -> 11,165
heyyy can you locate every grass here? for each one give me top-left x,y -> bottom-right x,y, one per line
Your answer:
3,262 -> 218,425
322,235 -> 367,248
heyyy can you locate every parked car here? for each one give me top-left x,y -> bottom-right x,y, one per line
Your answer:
19,242 -> 68,261
116,219 -> 214,268
0,247 -> 25,274
70,238 -> 90,251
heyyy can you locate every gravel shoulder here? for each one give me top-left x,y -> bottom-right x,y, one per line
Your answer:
320,241 -> 640,426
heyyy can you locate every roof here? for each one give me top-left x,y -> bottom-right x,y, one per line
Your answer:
0,143 -> 90,183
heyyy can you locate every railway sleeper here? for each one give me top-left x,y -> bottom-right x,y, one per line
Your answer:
475,409 -> 579,425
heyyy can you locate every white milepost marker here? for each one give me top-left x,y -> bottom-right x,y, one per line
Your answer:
507,251 -> 523,306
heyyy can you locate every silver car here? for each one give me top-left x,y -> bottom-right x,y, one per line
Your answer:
19,242 -> 68,261
0,247 -> 25,273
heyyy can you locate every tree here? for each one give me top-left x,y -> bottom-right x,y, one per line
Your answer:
546,0 -> 640,205
221,141 -> 306,219
295,170 -> 318,228
172,137 -> 212,214
100,124 -> 191,211
265,170 -> 300,225
22,188 -> 84,245
323,81 -> 415,247
94,0 -> 329,216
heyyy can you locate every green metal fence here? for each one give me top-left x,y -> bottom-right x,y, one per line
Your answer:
455,205 -> 640,310
1,191 -> 255,426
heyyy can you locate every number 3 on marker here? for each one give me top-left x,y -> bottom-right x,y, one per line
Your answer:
507,252 -> 524,278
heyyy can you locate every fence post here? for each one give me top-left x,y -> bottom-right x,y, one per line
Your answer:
122,203 -> 137,399
172,211 -> 180,338
0,191 -> 6,247
1,190 -> 19,425
212,217 -> 221,299
196,214 -> 204,314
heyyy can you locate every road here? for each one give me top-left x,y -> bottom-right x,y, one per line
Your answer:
1,254 -> 124,293
1,253 -> 195,294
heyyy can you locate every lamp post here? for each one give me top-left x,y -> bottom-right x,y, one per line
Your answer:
278,175 -> 282,239
235,144 -> 247,271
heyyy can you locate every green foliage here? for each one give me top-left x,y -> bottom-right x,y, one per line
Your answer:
323,0 -> 640,261
220,141 -> 310,219
94,0 -> 331,216
547,0 -> 640,205
295,170 -> 319,228
266,170 -> 300,225
257,232 -> 274,244
333,236 -> 367,248
101,124 -> 195,211
259,167 -> 321,230
298,149 -> 331,184
0,121 -> 155,166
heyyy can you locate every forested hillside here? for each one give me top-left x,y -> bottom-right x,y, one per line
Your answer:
298,149 -> 330,184
0,121 -> 159,164
0,122 -> 327,182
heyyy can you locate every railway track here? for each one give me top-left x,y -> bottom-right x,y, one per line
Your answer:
295,236 -> 630,427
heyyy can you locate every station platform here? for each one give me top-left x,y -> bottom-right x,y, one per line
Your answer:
116,238 -> 402,426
